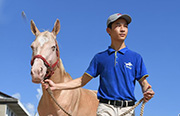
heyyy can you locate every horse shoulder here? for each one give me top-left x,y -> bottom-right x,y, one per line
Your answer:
75,88 -> 98,116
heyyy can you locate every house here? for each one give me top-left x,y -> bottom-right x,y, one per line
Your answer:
0,91 -> 30,116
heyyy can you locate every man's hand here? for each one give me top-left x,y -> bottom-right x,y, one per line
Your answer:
139,78 -> 155,102
41,73 -> 93,91
41,79 -> 57,91
143,85 -> 155,102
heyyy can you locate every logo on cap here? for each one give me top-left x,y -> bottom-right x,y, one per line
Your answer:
117,13 -> 122,16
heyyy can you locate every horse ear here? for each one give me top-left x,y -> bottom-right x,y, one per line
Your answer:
31,20 -> 40,36
52,19 -> 60,36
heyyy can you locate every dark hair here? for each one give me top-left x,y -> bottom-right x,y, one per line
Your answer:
107,22 -> 113,29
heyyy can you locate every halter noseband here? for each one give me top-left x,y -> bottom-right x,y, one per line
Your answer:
31,40 -> 60,80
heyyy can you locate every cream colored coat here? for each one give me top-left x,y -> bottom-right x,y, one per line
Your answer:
30,19 -> 98,116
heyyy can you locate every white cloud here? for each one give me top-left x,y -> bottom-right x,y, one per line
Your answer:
12,93 -> 36,115
12,93 -> 21,100
25,85 -> 42,116
11,85 -> 42,116
36,85 -> 42,100
25,103 -> 36,116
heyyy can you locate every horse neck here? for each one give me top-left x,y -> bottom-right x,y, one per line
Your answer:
42,58 -> 72,97
50,58 -> 73,84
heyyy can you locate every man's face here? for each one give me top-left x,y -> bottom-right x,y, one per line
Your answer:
107,18 -> 128,41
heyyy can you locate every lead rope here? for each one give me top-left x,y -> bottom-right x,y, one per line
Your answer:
119,98 -> 145,116
46,89 -> 146,116
140,100 -> 146,116
46,82 -> 150,116
46,86 -> 72,116
120,87 -> 153,116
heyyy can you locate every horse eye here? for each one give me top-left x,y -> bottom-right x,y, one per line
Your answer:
51,46 -> 56,51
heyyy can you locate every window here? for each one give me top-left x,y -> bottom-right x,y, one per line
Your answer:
6,106 -> 16,116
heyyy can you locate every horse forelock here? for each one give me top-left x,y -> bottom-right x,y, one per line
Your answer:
34,31 -> 57,48
36,31 -> 56,40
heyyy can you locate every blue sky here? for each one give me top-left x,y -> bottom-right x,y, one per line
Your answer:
0,0 -> 180,115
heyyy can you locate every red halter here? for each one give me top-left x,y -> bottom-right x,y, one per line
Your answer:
31,40 -> 60,80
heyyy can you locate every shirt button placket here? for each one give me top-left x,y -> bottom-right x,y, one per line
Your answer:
114,51 -> 118,66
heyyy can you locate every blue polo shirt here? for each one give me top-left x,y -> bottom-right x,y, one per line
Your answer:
85,46 -> 148,101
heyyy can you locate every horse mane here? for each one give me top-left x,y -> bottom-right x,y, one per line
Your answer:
59,58 -> 65,73
58,58 -> 73,81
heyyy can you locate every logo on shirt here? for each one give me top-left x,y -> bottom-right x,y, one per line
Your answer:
124,62 -> 133,69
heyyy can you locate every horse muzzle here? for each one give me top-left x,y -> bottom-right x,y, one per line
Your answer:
31,55 -> 59,83
31,58 -> 47,83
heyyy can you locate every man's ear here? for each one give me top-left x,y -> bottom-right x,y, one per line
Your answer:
106,28 -> 111,35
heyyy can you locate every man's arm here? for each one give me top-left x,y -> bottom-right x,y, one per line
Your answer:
42,73 -> 93,90
139,78 -> 155,102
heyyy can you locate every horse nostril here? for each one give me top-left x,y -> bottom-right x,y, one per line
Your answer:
40,67 -> 43,72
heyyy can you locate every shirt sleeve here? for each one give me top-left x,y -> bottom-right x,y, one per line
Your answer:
85,55 -> 99,78
135,55 -> 149,81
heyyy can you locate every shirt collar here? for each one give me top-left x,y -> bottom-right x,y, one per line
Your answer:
108,46 -> 129,55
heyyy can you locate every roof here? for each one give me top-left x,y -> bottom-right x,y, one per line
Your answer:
0,91 -> 30,116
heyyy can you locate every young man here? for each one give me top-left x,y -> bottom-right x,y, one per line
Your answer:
42,13 -> 155,116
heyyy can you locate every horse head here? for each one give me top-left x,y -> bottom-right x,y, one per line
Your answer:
30,19 -> 60,83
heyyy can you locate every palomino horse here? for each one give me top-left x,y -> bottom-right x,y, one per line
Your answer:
30,19 -> 99,116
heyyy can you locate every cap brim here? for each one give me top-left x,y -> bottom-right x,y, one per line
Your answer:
120,14 -> 132,24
